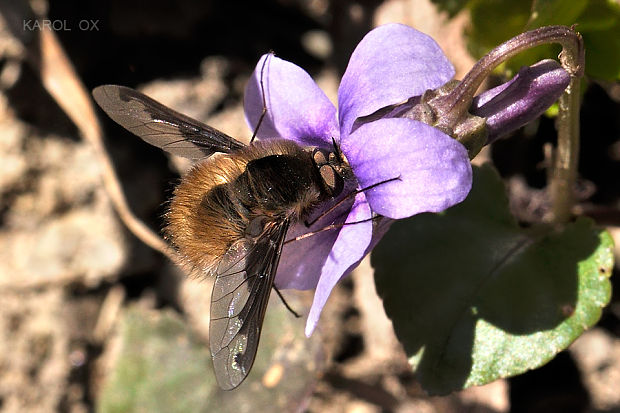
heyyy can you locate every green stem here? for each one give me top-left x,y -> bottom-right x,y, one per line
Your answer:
549,27 -> 584,224
550,75 -> 581,224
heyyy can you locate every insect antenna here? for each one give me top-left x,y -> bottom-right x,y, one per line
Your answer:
331,136 -> 345,164
249,51 -> 273,145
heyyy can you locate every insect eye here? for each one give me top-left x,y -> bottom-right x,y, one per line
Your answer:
312,148 -> 329,167
319,164 -> 343,196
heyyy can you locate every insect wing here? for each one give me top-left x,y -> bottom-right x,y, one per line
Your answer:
92,85 -> 245,159
209,218 -> 290,390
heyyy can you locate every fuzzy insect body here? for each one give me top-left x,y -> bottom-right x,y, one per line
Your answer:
92,84 -> 352,389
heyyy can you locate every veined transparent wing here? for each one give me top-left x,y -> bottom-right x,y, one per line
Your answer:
209,217 -> 291,390
92,85 -> 245,159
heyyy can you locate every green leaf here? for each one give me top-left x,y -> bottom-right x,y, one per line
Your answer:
98,294 -> 322,412
526,0 -> 589,29
576,0 -> 619,31
467,0 -> 531,59
371,164 -> 614,395
464,0 -> 620,80
579,0 -> 620,80
582,24 -> 620,80
429,0 -> 472,17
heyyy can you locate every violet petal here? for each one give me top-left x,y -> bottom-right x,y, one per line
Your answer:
339,216 -> 395,281
275,221 -> 340,290
244,54 -> 339,147
471,59 -> 570,144
305,192 -> 373,336
338,23 -> 454,139
342,118 -> 472,219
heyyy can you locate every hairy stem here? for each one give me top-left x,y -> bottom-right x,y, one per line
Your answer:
550,75 -> 581,224
432,25 -> 584,133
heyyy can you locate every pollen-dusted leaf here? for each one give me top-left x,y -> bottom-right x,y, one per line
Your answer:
371,164 -> 614,395
98,295 -> 322,412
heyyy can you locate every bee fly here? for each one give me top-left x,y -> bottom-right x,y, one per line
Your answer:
92,81 -> 354,389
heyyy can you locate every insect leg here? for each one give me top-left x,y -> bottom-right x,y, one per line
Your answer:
286,215 -> 382,245
273,286 -> 301,318
249,52 -> 273,144
304,176 -> 401,227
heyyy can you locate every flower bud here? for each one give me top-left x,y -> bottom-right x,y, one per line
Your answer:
470,59 -> 570,144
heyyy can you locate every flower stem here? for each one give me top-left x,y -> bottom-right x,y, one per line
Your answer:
430,25 -> 584,224
550,74 -> 581,224
432,25 -> 584,132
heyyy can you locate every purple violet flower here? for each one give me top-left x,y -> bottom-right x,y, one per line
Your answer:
244,24 -> 473,336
